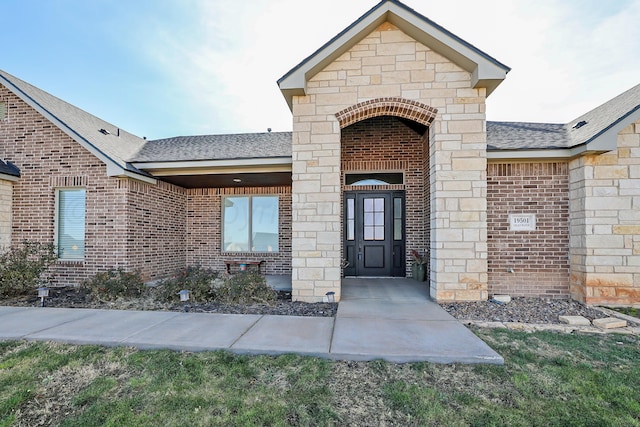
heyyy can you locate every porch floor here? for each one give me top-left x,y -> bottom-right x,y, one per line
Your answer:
334,278 -> 502,363
0,278 -> 503,364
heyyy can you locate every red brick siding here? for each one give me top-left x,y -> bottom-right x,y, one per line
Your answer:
487,162 -> 570,297
0,85 -> 186,285
121,179 -> 187,280
186,187 -> 292,275
341,116 -> 429,276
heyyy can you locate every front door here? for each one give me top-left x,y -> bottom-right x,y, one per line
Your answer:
343,191 -> 405,277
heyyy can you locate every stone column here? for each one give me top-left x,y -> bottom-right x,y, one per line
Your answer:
569,120 -> 640,305
429,93 -> 489,301
290,97 -> 343,302
0,179 -> 13,251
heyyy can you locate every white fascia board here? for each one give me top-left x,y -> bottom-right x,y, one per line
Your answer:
106,163 -> 157,184
132,157 -> 293,175
584,108 -> 640,152
487,149 -> 573,161
0,173 -> 19,182
278,12 -> 388,108
487,145 -> 615,161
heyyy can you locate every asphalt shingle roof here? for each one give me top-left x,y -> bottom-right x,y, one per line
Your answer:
0,159 -> 20,177
2,69 -> 637,164
134,132 -> 292,162
567,83 -> 640,147
487,122 -> 569,150
488,83 -> 640,151
0,69 -> 148,175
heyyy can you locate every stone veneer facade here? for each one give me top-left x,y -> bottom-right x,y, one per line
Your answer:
569,120 -> 640,305
2,8 -> 638,307
0,179 -> 12,250
291,22 -> 488,302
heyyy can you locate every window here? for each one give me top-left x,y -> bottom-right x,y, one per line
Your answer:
56,189 -> 86,259
363,197 -> 385,240
223,196 -> 279,252
345,173 -> 403,186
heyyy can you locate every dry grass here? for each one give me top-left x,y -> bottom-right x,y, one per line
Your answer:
1,329 -> 639,426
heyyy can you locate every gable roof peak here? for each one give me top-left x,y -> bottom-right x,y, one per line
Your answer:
278,0 -> 510,110
0,69 -> 154,182
567,83 -> 640,151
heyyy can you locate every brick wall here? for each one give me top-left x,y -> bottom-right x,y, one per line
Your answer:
186,186 -> 292,275
487,162 -> 570,297
0,84 -> 186,285
122,179 -> 187,280
341,116 -> 429,276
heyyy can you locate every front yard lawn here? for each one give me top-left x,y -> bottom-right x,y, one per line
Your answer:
1,329 -> 638,426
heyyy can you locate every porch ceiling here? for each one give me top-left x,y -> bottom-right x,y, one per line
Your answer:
158,172 -> 292,189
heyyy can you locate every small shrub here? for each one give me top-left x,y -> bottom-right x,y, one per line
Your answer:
216,271 -> 277,305
155,266 -> 220,303
0,241 -> 57,297
82,268 -> 146,302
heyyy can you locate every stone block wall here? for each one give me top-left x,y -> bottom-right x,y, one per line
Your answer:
570,120 -> 640,305
291,21 -> 488,301
186,186 -> 292,275
0,179 -> 12,251
487,162 -> 570,297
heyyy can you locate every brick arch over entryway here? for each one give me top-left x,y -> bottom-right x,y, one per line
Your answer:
335,97 -> 438,129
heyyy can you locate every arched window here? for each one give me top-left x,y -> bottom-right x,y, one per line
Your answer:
345,173 -> 403,186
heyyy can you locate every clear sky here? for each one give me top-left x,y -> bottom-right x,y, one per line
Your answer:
2,0 -> 639,140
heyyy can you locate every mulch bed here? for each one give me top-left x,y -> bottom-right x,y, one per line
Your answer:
2,288 -> 618,324
1,287 -> 338,317
440,297 -> 610,324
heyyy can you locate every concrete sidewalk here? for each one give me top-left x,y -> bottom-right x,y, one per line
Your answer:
0,279 -> 503,364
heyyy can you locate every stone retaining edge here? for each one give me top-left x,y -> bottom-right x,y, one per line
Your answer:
591,306 -> 640,326
460,320 -> 640,336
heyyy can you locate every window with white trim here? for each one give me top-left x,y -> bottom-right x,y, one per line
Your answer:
223,195 -> 278,252
56,188 -> 86,259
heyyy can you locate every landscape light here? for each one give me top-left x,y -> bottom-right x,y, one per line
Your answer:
177,289 -> 191,312
37,287 -> 49,307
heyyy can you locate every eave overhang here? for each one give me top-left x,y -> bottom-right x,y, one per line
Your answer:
278,0 -> 510,110
488,144 -> 615,162
132,157 -> 293,177
576,104 -> 640,152
0,160 -> 20,182
0,173 -> 19,182
0,73 -> 155,185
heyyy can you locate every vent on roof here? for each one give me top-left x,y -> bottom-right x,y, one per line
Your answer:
572,120 -> 587,129
99,128 -> 110,135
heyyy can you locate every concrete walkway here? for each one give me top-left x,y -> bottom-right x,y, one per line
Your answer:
0,279 -> 503,364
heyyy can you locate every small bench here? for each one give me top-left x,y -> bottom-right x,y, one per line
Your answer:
224,260 -> 265,275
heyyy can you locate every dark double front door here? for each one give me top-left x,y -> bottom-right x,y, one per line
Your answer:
343,191 -> 405,277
